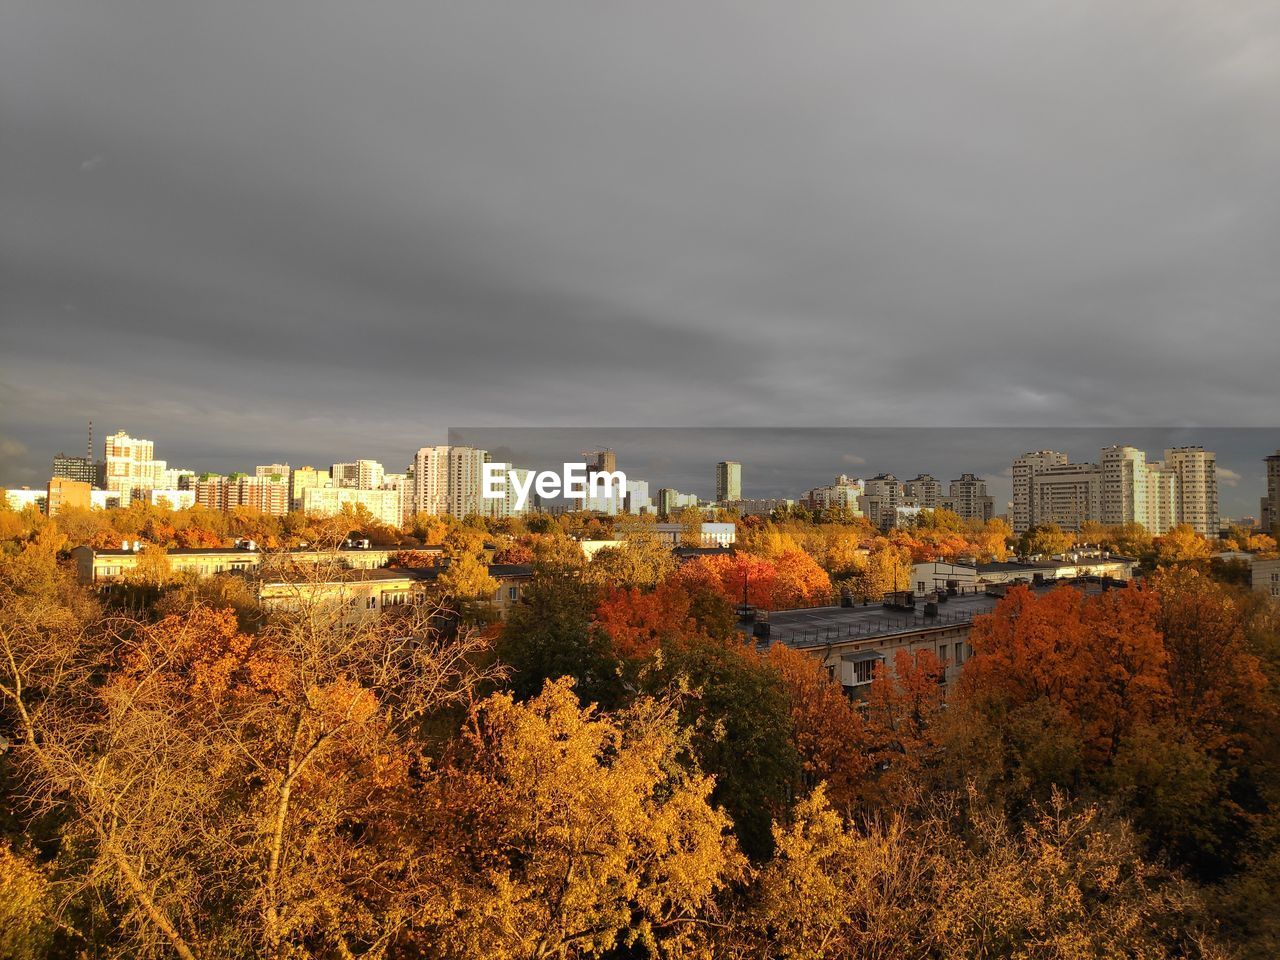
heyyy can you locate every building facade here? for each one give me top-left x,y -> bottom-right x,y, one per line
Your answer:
103,430 -> 165,502
331,459 -> 385,490
1263,451 -> 1280,536
46,477 -> 91,516
902,474 -> 942,510
301,486 -> 404,526
943,473 -> 995,523
1011,451 -> 1069,533
858,474 -> 903,530
715,461 -> 742,503
52,454 -> 103,487
1162,446 -> 1218,536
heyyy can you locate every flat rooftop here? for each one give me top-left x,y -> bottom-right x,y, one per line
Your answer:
764,582 -> 1107,648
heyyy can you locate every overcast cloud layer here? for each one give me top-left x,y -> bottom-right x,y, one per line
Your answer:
2,2 -> 1278,496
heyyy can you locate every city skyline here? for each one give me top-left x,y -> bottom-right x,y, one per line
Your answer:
10,423 -> 1279,522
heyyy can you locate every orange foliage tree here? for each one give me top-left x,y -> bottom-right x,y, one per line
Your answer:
960,585 -> 1170,768
766,645 -> 869,812
675,551 -> 832,611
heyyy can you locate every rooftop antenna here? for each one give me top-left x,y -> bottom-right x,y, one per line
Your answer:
88,419 -> 93,461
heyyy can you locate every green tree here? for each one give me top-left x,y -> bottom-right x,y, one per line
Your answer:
497,537 -> 620,706
645,634 -> 800,860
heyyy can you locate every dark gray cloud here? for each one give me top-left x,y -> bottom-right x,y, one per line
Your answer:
2,2 -> 1278,510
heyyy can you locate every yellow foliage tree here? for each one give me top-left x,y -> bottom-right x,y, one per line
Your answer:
417,678 -> 745,959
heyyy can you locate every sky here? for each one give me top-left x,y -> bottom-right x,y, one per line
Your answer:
1,2 -> 1278,512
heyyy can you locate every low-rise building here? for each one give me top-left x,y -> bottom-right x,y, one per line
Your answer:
3,488 -> 47,511
71,543 -> 399,585
652,522 -> 737,547
149,488 -> 196,510
1252,557 -> 1280,600
257,562 -> 534,623
47,477 -> 92,516
301,486 -> 403,526
910,554 -> 1136,595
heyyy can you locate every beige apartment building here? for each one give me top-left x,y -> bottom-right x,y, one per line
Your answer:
46,477 -> 92,516
331,459 -> 385,490
103,430 -> 165,502
902,474 -> 942,510
193,473 -> 290,516
301,486 -> 404,527
1014,444 -> 1217,536
290,466 -> 331,511
71,543 -> 401,584
1030,463 -> 1102,533
1012,451 -> 1069,533
1162,446 -> 1219,536
806,475 -> 864,514
410,445 -> 490,518
942,473 -> 995,523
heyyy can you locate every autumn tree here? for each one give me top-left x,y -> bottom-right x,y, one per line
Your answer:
847,542 -> 912,602
1157,524 -> 1212,564
970,517 -> 1012,562
2,538 -> 499,959
1017,522 -> 1073,558
437,551 -> 499,622
953,585 -> 1170,802
733,785 -> 1227,960
586,529 -> 677,590
414,679 -> 744,959
498,536 -> 620,706
766,645 -> 869,812
0,843 -> 54,960
594,582 -> 700,661
645,634 -> 800,860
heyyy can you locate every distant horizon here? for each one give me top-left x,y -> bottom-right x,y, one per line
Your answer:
5,424 -> 1275,521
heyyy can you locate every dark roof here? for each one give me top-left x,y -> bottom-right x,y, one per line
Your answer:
80,545 -> 395,557
975,561 -> 1046,573
674,546 -> 736,559
262,567 -> 416,584
487,564 -> 534,578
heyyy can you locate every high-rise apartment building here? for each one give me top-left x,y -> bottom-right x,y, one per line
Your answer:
103,430 -> 166,502
902,474 -> 942,510
591,449 -> 618,475
1012,444 -> 1218,536
1262,451 -> 1280,536
194,473 -> 290,516
1163,446 -> 1218,536
858,474 -> 903,530
256,463 -> 291,480
943,474 -> 995,523
1030,463 -> 1102,533
1100,446 -> 1148,527
657,488 -> 701,515
1011,451 -> 1069,533
290,467 -> 331,511
805,475 -> 864,514
52,454 -> 103,487
331,460 -> 385,490
1144,461 -> 1179,535
410,445 -> 490,518
715,461 -> 742,503
625,478 -> 652,514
